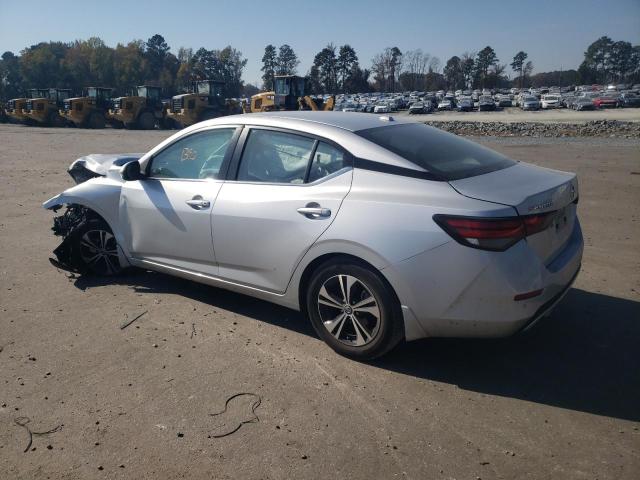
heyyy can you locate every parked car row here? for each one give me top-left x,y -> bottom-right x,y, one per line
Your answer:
332,84 -> 640,115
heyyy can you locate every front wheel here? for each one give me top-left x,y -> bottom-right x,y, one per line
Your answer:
70,218 -> 122,275
305,261 -> 403,360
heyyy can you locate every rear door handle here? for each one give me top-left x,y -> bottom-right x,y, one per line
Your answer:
297,207 -> 331,218
186,196 -> 210,210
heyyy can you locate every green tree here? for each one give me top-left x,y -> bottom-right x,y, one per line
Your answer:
443,55 -> 464,90
276,44 -> 299,76
19,42 -> 69,89
510,51 -> 528,88
337,45 -> 358,92
145,34 -> 170,74
261,44 -> 277,90
0,51 -> 23,99
311,44 -> 338,93
582,36 -> 614,83
113,40 -> 147,93
475,46 -> 498,88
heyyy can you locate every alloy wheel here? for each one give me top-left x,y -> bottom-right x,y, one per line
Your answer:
79,229 -> 120,275
317,274 -> 381,347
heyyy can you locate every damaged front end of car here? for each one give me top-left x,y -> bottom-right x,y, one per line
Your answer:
44,152 -> 140,273
48,204 -> 92,272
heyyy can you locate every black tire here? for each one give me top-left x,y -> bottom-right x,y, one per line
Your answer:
48,111 -> 65,128
305,260 -> 403,360
138,111 -> 156,130
70,218 -> 123,276
88,112 -> 106,129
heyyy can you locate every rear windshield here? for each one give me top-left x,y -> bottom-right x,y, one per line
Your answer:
356,123 -> 516,181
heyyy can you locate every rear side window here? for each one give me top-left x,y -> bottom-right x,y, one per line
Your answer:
308,142 -> 346,183
356,123 -> 515,181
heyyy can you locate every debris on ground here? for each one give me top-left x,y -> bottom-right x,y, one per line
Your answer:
208,393 -> 262,438
14,416 -> 63,453
120,311 -> 148,330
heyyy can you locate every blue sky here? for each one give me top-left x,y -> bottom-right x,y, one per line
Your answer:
1,0 -> 638,85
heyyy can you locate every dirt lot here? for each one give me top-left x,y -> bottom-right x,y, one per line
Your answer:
0,124 -> 639,480
400,106 -> 640,123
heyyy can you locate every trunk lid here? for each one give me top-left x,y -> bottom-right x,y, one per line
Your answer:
450,162 -> 579,264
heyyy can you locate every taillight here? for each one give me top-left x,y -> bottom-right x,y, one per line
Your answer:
434,211 -> 557,252
522,211 -> 555,236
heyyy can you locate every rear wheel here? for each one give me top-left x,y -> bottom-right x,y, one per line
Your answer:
305,261 -> 403,360
70,218 -> 122,275
48,111 -> 65,128
138,111 -> 156,130
88,112 -> 106,129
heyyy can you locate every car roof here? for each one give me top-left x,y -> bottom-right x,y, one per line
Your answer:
206,111 -> 414,132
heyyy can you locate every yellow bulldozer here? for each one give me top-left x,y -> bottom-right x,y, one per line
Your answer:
24,88 -> 71,127
60,87 -> 113,128
166,80 -> 241,129
248,75 -> 334,113
108,85 -> 167,129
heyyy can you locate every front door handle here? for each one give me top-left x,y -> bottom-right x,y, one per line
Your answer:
186,195 -> 210,210
297,206 -> 331,218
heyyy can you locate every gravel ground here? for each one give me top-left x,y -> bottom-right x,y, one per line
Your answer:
0,124 -> 639,479
402,106 -> 640,123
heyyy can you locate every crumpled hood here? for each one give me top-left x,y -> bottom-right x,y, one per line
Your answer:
68,153 -> 143,183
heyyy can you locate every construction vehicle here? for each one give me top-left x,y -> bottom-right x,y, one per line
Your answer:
5,93 -> 34,124
248,75 -> 334,113
60,87 -> 113,128
166,80 -> 241,129
108,85 -> 167,129
24,88 -> 71,127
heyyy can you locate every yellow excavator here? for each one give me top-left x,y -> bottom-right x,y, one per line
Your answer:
24,88 -> 71,127
248,75 -> 334,113
108,85 -> 167,129
60,87 -> 113,128
166,80 -> 241,129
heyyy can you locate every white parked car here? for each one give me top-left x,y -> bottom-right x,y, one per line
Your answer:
44,112 -> 583,360
373,103 -> 391,113
541,94 -> 562,109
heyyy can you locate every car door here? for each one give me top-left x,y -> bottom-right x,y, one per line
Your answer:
211,127 -> 353,293
119,126 -> 238,275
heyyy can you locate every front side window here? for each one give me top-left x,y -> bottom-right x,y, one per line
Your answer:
149,128 -> 235,180
237,129 -> 315,184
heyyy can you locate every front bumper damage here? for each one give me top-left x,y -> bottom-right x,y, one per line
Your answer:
48,204 -> 91,273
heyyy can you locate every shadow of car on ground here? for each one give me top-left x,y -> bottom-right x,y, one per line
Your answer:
74,270 -> 640,421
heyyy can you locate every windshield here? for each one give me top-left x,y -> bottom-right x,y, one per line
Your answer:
357,123 -> 515,181
197,83 -> 210,95
274,78 -> 289,95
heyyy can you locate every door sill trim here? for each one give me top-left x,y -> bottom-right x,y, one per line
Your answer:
132,257 -> 286,298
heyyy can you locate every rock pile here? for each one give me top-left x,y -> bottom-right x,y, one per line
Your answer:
425,120 -> 640,138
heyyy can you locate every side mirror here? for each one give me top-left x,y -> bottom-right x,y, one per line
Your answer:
121,160 -> 143,181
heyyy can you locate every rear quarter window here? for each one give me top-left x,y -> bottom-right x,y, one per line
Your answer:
356,123 -> 515,181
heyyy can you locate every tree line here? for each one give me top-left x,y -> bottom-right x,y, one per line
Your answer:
1,35 -> 638,101
262,37 -> 638,93
0,34 -> 249,101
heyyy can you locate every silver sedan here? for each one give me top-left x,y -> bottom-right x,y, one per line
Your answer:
44,112 -> 583,359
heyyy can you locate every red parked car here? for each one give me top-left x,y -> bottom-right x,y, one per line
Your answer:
593,94 -> 620,108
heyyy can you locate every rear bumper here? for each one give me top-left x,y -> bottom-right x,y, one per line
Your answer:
383,219 -> 584,340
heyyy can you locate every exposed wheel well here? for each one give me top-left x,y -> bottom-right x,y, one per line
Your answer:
297,253 -> 403,336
